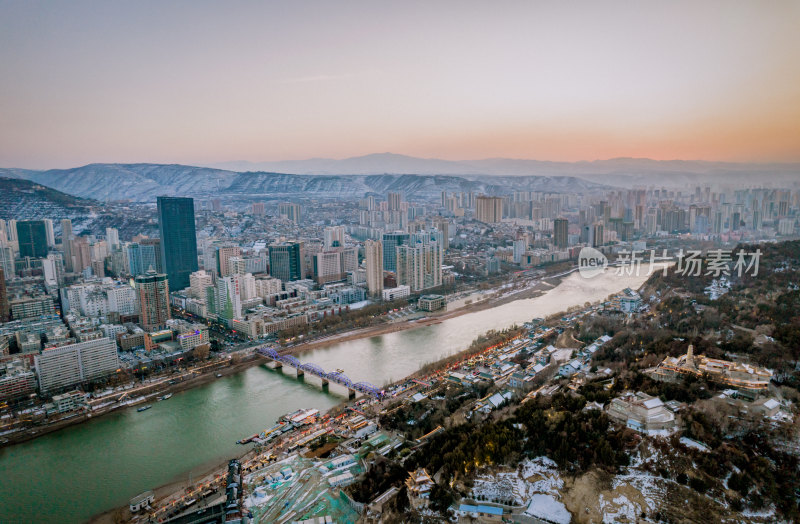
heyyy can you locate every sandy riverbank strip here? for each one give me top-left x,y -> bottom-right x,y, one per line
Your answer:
279,274 -> 564,356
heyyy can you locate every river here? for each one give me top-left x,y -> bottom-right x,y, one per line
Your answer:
0,269 -> 650,523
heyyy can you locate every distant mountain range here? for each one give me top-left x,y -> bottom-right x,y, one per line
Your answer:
210,153 -> 800,184
0,153 -> 797,202
0,162 -> 610,202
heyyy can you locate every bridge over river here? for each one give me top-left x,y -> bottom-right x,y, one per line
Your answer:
257,346 -> 385,398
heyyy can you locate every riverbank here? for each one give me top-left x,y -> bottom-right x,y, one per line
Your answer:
277,272 -> 563,356
1,275 -> 554,453
88,275 -> 573,522
0,357 -> 256,449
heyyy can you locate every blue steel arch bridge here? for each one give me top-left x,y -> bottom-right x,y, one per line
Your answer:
256,347 -> 384,399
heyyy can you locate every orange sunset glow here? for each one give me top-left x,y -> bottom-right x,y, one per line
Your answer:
1,1 -> 799,168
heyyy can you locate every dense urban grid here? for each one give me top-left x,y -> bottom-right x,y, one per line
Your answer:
0,169 -> 798,523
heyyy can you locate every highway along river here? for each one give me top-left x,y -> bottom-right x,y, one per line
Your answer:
0,270 -> 650,523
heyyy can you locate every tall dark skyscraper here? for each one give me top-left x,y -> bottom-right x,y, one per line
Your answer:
553,218 -> 569,249
268,241 -> 304,282
382,232 -> 409,272
16,220 -> 48,258
157,196 -> 198,291
0,268 -> 9,322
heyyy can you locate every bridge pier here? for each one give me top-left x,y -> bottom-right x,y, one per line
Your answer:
348,389 -> 356,399
273,361 -> 283,370
321,378 -> 329,387
296,368 -> 304,378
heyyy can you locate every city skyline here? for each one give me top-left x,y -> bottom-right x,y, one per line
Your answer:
1,2 -> 799,169
1,2 -> 799,522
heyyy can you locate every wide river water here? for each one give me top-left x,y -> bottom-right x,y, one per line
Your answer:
0,269 -> 650,523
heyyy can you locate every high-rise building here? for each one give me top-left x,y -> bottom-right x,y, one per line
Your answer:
127,241 -> 163,277
268,242 -> 304,282
43,219 -> 55,247
513,239 -> 526,264
216,246 -> 242,277
553,218 -> 569,249
16,220 -> 48,259
42,253 -> 64,287
364,239 -> 384,298
189,270 -> 214,299
396,241 -> 442,292
0,268 -> 9,322
313,247 -> 357,284
105,227 -> 120,248
227,257 -> 247,276
61,219 -> 74,272
387,192 -> 402,211
239,272 -> 257,301
135,270 -> 171,330
475,196 -> 503,224
592,223 -> 605,248
6,220 -> 17,242
0,245 -> 13,276
431,217 -> 450,249
752,210 -> 763,231
251,202 -> 266,215
70,237 -> 92,272
278,202 -> 302,223
215,275 -> 242,325
323,226 -> 347,249
382,232 -> 409,272
34,338 -> 120,394
157,196 -> 198,292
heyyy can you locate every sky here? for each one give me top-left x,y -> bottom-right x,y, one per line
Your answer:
1,1 -> 799,169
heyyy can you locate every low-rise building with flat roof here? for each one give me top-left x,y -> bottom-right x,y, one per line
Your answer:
418,294 -> 445,311
607,391 -> 676,433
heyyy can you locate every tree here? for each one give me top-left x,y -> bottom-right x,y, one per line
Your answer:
192,343 -> 210,361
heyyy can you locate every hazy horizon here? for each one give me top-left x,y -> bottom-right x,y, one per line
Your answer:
5,152 -> 800,174
2,1 -> 799,169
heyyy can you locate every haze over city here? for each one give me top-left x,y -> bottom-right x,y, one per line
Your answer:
1,1 -> 799,169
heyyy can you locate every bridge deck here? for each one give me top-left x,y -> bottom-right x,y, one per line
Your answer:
257,347 -> 384,398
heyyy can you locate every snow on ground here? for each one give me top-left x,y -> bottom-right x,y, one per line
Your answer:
599,493 -> 640,523
524,494 -> 571,524
521,456 -> 564,494
611,472 -> 666,514
602,441 -> 668,520
679,437 -> 711,452
627,441 -> 666,469
742,505 -> 776,519
471,457 -> 563,504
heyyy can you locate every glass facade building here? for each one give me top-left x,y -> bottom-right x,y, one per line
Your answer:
381,232 -> 409,272
16,220 -> 48,259
268,242 -> 304,282
157,196 -> 198,291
